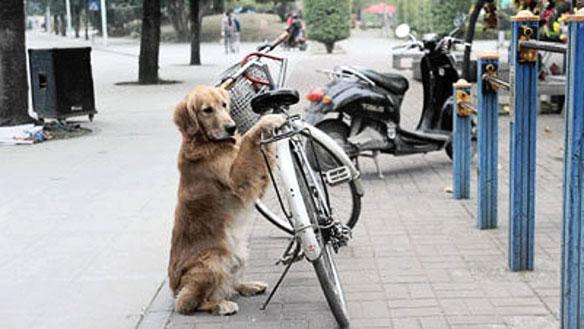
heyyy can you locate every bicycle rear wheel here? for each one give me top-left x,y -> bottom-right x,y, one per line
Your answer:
292,145 -> 350,328
258,131 -> 361,235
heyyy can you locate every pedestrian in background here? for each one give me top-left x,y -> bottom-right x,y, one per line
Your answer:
233,14 -> 241,53
221,10 -> 236,54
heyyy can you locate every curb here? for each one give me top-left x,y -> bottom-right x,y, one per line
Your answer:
135,279 -> 174,329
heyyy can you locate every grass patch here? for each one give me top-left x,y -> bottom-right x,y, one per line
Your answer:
161,13 -> 286,43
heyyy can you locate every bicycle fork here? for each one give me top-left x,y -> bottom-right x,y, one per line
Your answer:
275,137 -> 321,261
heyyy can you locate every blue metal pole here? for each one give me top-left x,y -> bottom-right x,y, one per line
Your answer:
561,8 -> 584,329
508,10 -> 540,272
477,53 -> 500,229
452,79 -> 472,200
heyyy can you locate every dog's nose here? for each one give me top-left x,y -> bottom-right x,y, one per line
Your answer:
225,123 -> 237,136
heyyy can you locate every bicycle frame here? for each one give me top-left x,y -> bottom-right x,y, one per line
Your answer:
218,45 -> 363,259
255,120 -> 364,233
269,119 -> 324,262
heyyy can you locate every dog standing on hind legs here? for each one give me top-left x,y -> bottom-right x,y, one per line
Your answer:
168,85 -> 285,315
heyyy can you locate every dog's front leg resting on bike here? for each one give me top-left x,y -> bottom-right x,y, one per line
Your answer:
229,114 -> 286,202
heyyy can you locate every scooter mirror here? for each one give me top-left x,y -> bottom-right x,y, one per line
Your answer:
453,14 -> 465,28
395,24 -> 411,39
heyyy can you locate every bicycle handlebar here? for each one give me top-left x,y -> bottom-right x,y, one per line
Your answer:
270,31 -> 290,52
219,31 -> 290,89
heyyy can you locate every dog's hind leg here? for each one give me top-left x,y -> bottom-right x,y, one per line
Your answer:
174,263 -> 220,314
175,284 -> 205,314
230,114 -> 286,202
236,281 -> 268,296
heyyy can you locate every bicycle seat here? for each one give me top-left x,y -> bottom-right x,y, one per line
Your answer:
358,69 -> 409,95
251,89 -> 300,114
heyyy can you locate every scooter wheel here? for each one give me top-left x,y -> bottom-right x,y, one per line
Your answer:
444,137 -> 477,161
445,142 -> 453,160
315,119 -> 353,157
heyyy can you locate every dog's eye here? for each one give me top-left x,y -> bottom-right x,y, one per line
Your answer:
203,107 -> 213,114
222,102 -> 227,108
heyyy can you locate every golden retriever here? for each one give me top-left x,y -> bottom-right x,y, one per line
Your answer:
168,85 -> 284,315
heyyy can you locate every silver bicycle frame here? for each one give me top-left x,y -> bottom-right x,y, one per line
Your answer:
273,123 -> 321,261
256,119 -> 363,261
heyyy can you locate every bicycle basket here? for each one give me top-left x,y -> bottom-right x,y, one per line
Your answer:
218,61 -> 276,134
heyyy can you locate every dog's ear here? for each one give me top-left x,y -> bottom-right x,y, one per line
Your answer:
218,88 -> 231,108
173,99 -> 198,138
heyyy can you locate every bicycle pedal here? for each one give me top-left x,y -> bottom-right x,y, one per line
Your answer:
276,251 -> 304,265
324,166 -> 352,186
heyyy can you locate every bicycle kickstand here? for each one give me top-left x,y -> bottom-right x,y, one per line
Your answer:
260,239 -> 301,311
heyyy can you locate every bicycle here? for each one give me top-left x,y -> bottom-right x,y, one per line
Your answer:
216,33 -> 363,328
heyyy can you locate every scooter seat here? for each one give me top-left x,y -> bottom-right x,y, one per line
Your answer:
359,69 -> 409,95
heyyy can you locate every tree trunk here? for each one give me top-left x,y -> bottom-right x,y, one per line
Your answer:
139,0 -> 161,84
325,42 -> 334,54
189,0 -> 202,65
73,4 -> 81,38
84,5 -> 89,40
54,15 -> 59,34
60,13 -> 66,36
168,0 -> 188,42
0,0 -> 32,126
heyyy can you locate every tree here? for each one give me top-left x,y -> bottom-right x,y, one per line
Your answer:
138,0 -> 161,84
0,0 -> 32,126
431,0 -> 472,34
168,0 -> 189,42
189,0 -> 203,65
189,0 -> 221,65
305,0 -> 352,53
72,0 -> 84,38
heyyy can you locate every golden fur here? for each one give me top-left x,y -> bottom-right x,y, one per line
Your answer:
168,85 -> 284,315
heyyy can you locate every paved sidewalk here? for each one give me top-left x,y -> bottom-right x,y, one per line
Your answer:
1,31 -> 564,329
146,116 -> 563,329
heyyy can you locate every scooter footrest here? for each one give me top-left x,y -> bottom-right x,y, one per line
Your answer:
324,166 -> 352,186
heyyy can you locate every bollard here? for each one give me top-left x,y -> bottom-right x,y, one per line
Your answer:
508,10 -> 539,272
477,52 -> 500,229
561,8 -> 584,329
452,79 -> 472,200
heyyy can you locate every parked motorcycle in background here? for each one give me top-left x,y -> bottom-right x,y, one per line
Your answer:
304,24 -> 476,178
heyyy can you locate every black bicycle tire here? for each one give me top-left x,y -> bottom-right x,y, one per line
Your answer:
313,244 -> 350,329
292,147 -> 350,328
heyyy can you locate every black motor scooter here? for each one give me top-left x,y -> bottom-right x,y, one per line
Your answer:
305,24 -> 475,178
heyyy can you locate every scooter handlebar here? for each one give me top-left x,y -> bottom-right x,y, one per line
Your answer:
392,40 -> 423,52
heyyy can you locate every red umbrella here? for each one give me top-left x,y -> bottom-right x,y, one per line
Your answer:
364,3 -> 397,15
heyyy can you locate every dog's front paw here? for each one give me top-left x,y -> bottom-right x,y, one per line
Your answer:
212,300 -> 239,316
237,281 -> 268,296
258,114 -> 286,132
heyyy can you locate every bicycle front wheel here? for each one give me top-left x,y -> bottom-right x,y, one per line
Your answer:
313,243 -> 350,329
292,145 -> 350,328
